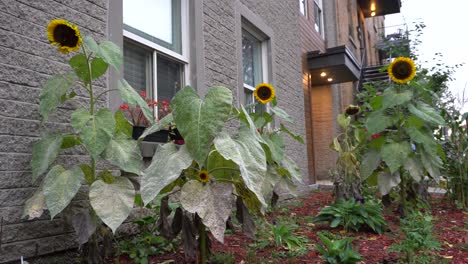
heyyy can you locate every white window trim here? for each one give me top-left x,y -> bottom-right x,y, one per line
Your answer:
123,0 -> 190,118
299,0 -> 308,17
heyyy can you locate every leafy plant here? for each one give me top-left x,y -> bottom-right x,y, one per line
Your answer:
316,231 -> 362,264
312,198 -> 386,234
23,19 -> 148,263
118,233 -> 177,264
209,252 -> 235,264
388,211 -> 440,263
271,223 -> 309,251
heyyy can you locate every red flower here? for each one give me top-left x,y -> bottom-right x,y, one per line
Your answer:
371,133 -> 381,139
139,91 -> 147,97
153,100 -> 158,105
174,139 -> 185,145
119,104 -> 129,111
162,100 -> 169,106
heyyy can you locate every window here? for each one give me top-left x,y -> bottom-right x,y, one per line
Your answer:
241,24 -> 270,113
313,0 -> 324,36
299,0 -> 307,17
123,0 -> 188,117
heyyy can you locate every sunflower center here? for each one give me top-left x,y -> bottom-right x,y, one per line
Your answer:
345,105 -> 360,115
53,24 -> 79,47
392,61 -> 412,80
199,172 -> 208,180
258,86 -> 272,100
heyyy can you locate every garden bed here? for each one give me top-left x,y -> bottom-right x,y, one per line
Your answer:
113,190 -> 467,264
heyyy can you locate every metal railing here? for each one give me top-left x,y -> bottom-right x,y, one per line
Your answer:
355,48 -> 367,92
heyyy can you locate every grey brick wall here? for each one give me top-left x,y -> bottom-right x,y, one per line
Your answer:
0,0 -> 108,262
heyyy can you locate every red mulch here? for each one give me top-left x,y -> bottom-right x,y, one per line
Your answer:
115,191 -> 468,264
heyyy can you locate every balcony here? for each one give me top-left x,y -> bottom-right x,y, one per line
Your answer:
307,45 -> 361,86
358,0 -> 401,18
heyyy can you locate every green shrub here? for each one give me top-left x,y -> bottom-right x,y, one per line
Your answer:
271,223 -> 309,251
316,231 -> 361,264
312,198 -> 386,234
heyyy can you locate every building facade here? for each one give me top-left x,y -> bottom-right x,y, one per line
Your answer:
0,0 -> 398,261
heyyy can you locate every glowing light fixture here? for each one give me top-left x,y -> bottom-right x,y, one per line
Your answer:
370,3 -> 376,11
327,78 -> 333,82
320,72 -> 327,77
371,11 -> 376,17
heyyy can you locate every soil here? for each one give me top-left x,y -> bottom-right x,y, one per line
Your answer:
102,191 -> 468,263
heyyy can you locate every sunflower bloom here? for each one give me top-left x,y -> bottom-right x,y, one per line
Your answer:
388,57 -> 416,84
198,170 -> 210,183
345,104 -> 360,116
47,19 -> 82,54
254,83 -> 275,104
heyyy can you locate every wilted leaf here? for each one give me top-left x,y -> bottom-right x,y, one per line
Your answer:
172,86 -> 233,166
180,180 -> 234,243
43,165 -> 84,218
31,134 -> 63,182
89,177 -> 135,233
141,143 -> 192,205
71,208 -> 97,245
22,186 -> 46,220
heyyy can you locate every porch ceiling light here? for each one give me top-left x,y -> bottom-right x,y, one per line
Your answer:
371,11 -> 376,17
327,78 -> 333,82
370,2 -> 376,11
320,72 -> 327,77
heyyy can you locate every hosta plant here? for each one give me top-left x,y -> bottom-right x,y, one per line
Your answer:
312,198 -> 386,234
316,231 -> 362,264
359,57 -> 446,214
23,19 -> 155,262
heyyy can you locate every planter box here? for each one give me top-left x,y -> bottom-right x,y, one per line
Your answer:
132,126 -> 170,143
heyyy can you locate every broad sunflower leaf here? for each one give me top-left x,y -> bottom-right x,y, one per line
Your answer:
69,54 -> 89,83
405,126 -> 438,153
90,57 -> 108,80
60,134 -> 81,149
382,89 -> 413,110
43,165 -> 84,219
98,41 -> 123,70
261,133 -> 285,164
235,181 -> 264,215
381,142 -> 412,174
141,143 -> 192,205
408,103 -> 445,126
83,36 -> 99,55
31,134 -> 63,182
118,80 -> 154,126
114,110 -> 133,138
71,207 -> 97,245
80,108 -> 115,159
214,129 -> 267,209
370,95 -> 383,110
101,135 -> 142,175
404,157 -> 423,182
89,177 -> 135,233
378,171 -> 401,195
22,186 -> 46,220
207,150 -> 239,181
360,149 -> 381,179
421,150 -> 442,181
39,74 -> 74,122
71,108 -> 91,132
172,86 -> 233,166
271,106 -> 294,123
180,180 -> 235,243
365,111 -> 394,135
281,156 -> 302,183
139,113 -> 173,140
279,124 -> 304,144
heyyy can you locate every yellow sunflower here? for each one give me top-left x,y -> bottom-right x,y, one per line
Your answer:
254,83 -> 275,104
197,170 -> 210,183
388,57 -> 416,84
47,19 -> 82,54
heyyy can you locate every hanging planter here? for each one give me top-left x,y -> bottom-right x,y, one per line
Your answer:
132,126 -> 170,143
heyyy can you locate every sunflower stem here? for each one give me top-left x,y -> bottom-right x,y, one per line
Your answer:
95,89 -> 119,102
199,221 -> 207,264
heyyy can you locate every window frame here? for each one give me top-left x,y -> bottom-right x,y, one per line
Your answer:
299,0 -> 308,17
122,0 -> 190,117
313,0 -> 324,38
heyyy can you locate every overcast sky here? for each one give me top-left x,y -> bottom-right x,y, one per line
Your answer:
385,0 -> 468,113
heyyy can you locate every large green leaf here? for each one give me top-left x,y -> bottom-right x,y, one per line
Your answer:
408,103 -> 445,126
69,54 -> 89,83
180,180 -> 234,243
377,171 -> 400,195
31,134 -> 63,182
360,149 -> 381,179
101,135 -> 142,175
207,150 -> 239,181
83,36 -> 99,55
114,110 -> 133,138
420,150 -> 442,181
172,86 -> 233,166
89,177 -> 135,233
43,165 -> 84,218
90,57 -> 108,80
139,113 -> 173,140
381,142 -> 411,173
365,111 -> 394,135
80,108 -> 115,159
141,143 -> 192,205
214,129 -> 267,209
118,80 -> 154,125
280,156 -> 302,184
22,186 -> 46,220
71,108 -> 91,132
404,157 -> 423,182
39,74 -> 74,122
261,133 -> 285,164
98,41 -> 123,70
405,126 -> 438,154
270,106 -> 294,123
382,88 -> 413,110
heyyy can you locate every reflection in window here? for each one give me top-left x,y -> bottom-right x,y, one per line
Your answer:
299,0 -> 307,16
